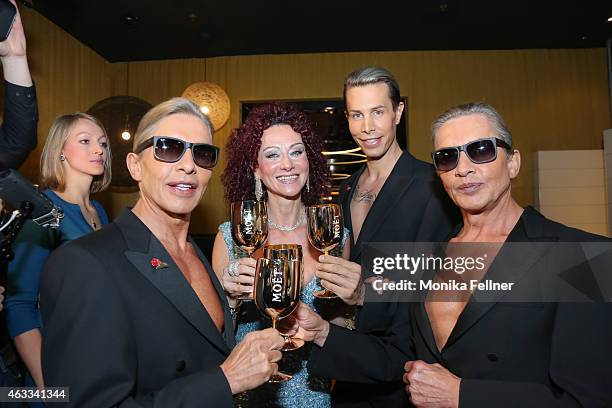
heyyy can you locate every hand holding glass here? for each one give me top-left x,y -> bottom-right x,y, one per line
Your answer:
263,244 -> 305,351
231,200 -> 268,300
254,256 -> 302,382
307,204 -> 343,299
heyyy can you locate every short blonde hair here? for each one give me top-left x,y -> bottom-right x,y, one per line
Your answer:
40,112 -> 112,193
132,97 -> 214,153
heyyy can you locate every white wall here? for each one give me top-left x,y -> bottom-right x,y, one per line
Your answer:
534,149 -> 609,237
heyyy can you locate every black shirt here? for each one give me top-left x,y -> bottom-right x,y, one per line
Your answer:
0,80 -> 38,171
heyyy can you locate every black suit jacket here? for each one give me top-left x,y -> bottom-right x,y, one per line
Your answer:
0,81 -> 38,171
311,207 -> 612,407
40,209 -> 236,407
340,151 -> 459,264
321,151 -> 459,407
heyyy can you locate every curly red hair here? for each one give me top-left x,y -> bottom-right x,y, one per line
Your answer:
222,102 -> 330,205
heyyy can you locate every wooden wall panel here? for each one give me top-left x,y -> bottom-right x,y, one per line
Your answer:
9,7 -> 611,234
126,49 -> 608,233
15,7 -> 118,182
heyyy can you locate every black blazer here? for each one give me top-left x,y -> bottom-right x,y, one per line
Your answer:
0,81 -> 38,171
339,150 -> 459,265
311,207 -> 612,407
327,151 -> 459,407
40,209 -> 236,407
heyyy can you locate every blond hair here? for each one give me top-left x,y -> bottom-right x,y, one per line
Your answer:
344,66 -> 401,110
40,112 -> 112,193
132,97 -> 214,153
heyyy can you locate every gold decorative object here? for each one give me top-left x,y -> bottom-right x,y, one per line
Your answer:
181,82 -> 231,131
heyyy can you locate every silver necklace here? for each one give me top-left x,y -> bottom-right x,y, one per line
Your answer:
269,212 -> 306,232
81,208 -> 97,229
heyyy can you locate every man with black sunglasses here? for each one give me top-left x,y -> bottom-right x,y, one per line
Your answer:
133,136 -> 219,169
40,98 -> 285,407
296,101 -> 612,407
399,102 -> 612,407
431,137 -> 512,172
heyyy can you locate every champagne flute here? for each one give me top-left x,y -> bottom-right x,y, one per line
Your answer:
306,203 -> 343,299
231,200 -> 268,300
263,244 -> 305,351
254,257 -> 302,382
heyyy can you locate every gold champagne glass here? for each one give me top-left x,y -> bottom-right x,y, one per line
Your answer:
231,200 -> 268,300
263,244 -> 305,351
254,257 -> 303,382
306,203 -> 343,299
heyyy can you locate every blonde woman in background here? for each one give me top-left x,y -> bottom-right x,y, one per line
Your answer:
5,112 -> 111,394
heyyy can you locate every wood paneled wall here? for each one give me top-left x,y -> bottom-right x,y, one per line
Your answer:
16,7 -> 119,180
12,6 -> 123,212
11,7 -> 612,234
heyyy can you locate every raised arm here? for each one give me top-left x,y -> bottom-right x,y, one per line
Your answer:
0,0 -> 37,170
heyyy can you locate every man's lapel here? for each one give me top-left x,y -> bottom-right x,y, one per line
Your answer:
189,236 -> 236,349
352,151 -> 416,261
117,209 -> 232,355
443,209 -> 555,350
414,302 -> 444,360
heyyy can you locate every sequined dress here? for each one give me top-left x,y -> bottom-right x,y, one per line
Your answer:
219,221 -> 348,408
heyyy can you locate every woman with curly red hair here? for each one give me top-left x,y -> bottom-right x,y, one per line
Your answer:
212,102 -> 349,407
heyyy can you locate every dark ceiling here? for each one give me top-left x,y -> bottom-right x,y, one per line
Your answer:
27,0 -> 612,63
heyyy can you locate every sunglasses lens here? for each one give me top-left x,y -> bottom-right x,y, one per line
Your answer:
193,144 -> 219,168
434,149 -> 459,171
155,138 -> 185,162
466,139 -> 496,164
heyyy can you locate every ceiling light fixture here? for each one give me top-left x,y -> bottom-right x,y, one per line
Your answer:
120,14 -> 139,26
607,16 -> 612,22
182,82 -> 231,131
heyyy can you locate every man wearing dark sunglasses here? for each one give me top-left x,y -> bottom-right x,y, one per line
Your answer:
40,98 -> 285,407
297,101 -> 612,408
399,102 -> 612,407
133,136 -> 219,169
432,137 -> 512,172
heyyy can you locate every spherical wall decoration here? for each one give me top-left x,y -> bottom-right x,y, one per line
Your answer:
181,82 -> 230,131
